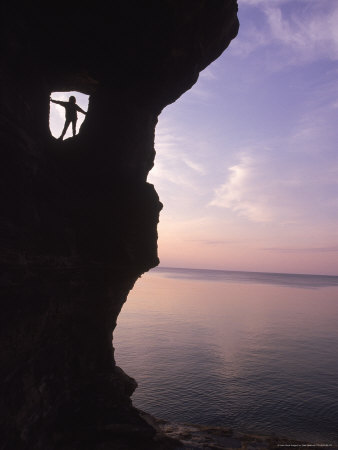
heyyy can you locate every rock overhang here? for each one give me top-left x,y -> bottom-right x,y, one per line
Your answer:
0,2 -> 238,449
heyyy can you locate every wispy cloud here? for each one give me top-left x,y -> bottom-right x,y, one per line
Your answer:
229,23 -> 270,58
263,246 -> 338,253
231,0 -> 338,66
240,0 -> 324,7
240,0 -> 295,5
199,66 -> 218,81
188,239 -> 244,246
209,153 -> 274,222
150,1 -> 338,274
182,157 -> 205,175
151,125 -> 206,194
265,4 -> 338,63
286,75 -> 338,158
209,146 -> 338,225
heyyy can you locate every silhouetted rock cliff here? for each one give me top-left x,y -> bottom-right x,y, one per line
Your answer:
0,2 -> 238,449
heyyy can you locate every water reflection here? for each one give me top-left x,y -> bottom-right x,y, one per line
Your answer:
114,268 -> 338,445
154,266 -> 338,288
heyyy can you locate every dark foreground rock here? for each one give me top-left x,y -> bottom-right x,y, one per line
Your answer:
141,413 -> 338,450
1,2 -> 238,449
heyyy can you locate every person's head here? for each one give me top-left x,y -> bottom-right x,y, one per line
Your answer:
69,96 -> 76,104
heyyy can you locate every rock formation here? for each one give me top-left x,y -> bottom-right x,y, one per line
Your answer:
0,2 -> 238,449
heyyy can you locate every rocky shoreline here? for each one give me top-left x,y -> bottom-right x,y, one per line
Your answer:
139,411 -> 338,450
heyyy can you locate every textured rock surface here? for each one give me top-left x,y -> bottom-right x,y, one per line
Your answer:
153,418 -> 321,450
0,2 -> 238,449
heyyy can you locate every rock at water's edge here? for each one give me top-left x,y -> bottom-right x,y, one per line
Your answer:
0,2 -> 238,449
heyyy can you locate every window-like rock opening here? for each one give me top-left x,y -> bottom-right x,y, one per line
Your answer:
49,91 -> 89,140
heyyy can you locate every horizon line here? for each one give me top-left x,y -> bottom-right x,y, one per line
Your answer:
154,265 -> 338,279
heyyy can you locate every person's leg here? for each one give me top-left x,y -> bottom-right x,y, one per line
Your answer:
72,119 -> 77,136
59,119 -> 70,140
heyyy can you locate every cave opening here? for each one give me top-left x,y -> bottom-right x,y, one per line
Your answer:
49,90 -> 89,140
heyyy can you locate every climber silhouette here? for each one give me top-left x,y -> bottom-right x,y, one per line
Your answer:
50,96 -> 87,140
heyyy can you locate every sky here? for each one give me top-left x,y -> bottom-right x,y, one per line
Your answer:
50,0 -> 338,276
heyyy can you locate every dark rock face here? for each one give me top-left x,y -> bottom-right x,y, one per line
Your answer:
0,2 -> 238,449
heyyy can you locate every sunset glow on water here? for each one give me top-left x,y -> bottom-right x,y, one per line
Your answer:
115,267 -> 338,445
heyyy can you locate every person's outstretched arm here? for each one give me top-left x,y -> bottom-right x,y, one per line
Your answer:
76,105 -> 87,115
50,98 -> 67,106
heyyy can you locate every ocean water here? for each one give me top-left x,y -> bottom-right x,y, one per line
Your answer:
114,267 -> 338,445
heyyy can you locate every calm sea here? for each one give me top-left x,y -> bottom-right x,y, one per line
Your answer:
114,267 -> 338,445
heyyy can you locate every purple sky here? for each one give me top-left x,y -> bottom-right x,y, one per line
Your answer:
50,0 -> 338,275
150,0 -> 338,275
